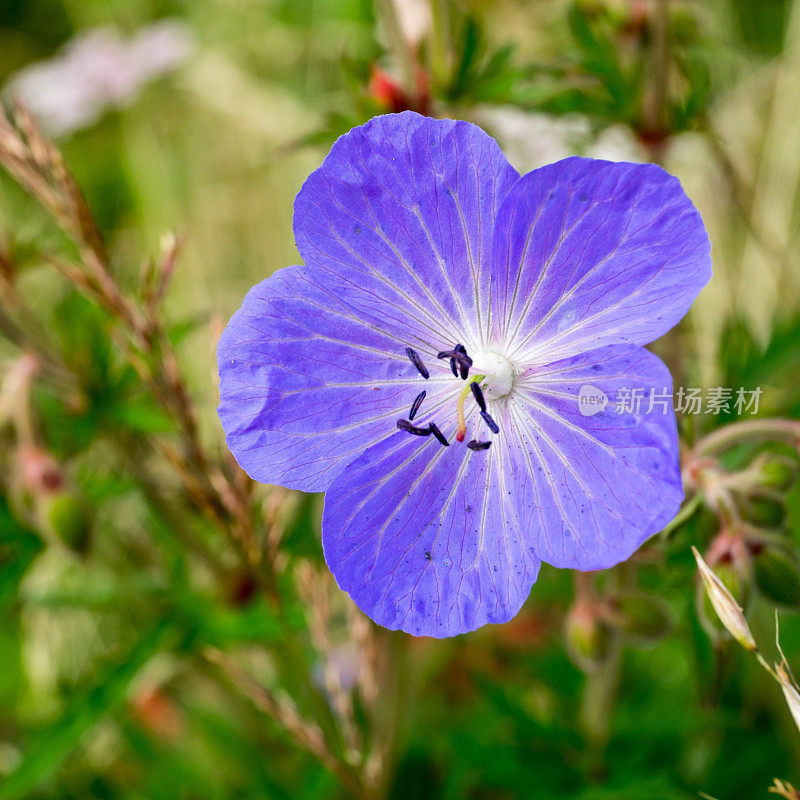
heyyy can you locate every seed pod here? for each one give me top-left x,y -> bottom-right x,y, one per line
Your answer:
42,491 -> 91,554
776,662 -> 800,735
754,548 -> 800,609
564,605 -> 611,673
745,495 -> 787,529
693,547 -> 756,651
699,559 -> 750,636
753,454 -> 799,492
611,593 -> 672,643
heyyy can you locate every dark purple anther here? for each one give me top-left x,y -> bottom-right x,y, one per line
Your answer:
405,347 -> 429,379
409,390 -> 426,421
480,410 -> 499,434
467,440 -> 491,451
470,381 -> 486,412
437,346 -> 473,380
397,419 -> 431,436
454,343 -> 470,380
428,422 -> 449,447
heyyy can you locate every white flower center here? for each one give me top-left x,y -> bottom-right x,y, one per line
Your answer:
471,351 -> 514,399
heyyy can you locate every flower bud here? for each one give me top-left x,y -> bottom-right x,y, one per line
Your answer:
700,558 -> 749,621
20,447 -> 64,494
611,593 -> 672,643
754,548 -> 800,609
751,454 -> 798,492
130,687 -> 183,742
41,491 -> 91,554
776,662 -> 800,735
564,603 -> 611,672
692,546 -> 757,651
745,494 -> 787,529
369,67 -> 410,113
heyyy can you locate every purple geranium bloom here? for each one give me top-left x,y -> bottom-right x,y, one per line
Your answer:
218,111 -> 711,637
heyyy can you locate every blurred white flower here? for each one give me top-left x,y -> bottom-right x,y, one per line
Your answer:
476,107 -> 591,173
392,0 -> 432,46
475,106 -> 647,174
6,20 -> 194,137
587,123 -> 647,163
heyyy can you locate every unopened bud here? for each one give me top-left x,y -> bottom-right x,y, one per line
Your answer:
753,454 -> 799,492
42,491 -> 91,553
746,495 -> 787,529
754,548 -> 800,609
611,593 -> 672,642
699,559 -> 749,630
368,66 -> 410,113
692,546 -> 757,651
19,447 -> 63,494
565,603 -> 610,672
130,687 -> 183,742
776,662 -> 800,735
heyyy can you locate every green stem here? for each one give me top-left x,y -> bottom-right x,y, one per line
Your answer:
694,419 -> 800,457
578,566 -> 627,779
580,633 -> 623,781
660,492 -> 703,539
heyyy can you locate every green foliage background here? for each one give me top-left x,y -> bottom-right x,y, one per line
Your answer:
1,1 -> 800,798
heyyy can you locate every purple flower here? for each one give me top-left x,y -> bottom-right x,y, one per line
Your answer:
218,112 -> 711,637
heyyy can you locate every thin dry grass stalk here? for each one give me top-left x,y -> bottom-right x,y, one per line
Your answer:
0,100 -> 257,559
295,562 -> 361,753
203,647 -> 365,796
770,779 -> 800,800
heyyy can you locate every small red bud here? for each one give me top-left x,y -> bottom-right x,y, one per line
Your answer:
368,66 -> 410,113
130,687 -> 183,742
19,447 -> 64,494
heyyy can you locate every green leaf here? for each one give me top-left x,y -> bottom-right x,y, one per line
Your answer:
107,400 -> 175,434
0,621 -> 171,800
0,497 -> 42,615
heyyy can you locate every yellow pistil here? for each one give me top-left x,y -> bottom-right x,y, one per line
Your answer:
456,374 -> 485,442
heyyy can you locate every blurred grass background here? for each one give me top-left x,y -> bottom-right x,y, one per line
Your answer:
1,1 -> 800,798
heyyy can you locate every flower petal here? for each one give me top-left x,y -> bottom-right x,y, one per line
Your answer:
490,157 -> 711,363
218,265 -> 460,492
294,111 -> 519,353
322,429 -> 541,637
508,344 -> 683,570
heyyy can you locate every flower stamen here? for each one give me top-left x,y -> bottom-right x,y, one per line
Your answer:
467,440 -> 491,451
429,422 -> 449,447
397,419 -> 431,436
454,344 -> 470,380
481,410 -> 499,434
405,347 -> 429,379
409,390 -> 426,420
470,381 -> 486,412
437,346 -> 473,380
455,374 -> 486,442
